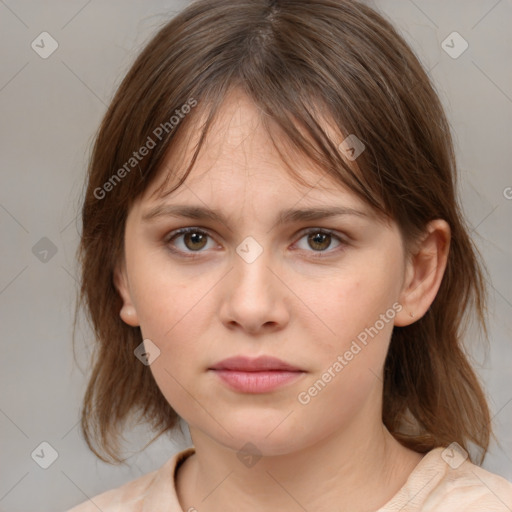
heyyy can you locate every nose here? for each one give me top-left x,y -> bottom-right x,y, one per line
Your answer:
219,245 -> 290,335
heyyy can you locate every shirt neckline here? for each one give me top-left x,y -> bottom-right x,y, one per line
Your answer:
157,446 -> 446,512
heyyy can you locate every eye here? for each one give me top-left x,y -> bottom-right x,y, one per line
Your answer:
294,229 -> 345,254
165,227 -> 217,255
165,227 -> 347,258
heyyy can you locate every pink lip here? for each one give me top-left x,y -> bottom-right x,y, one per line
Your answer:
209,356 -> 305,393
209,355 -> 303,372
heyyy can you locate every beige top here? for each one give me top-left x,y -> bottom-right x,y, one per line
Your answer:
67,446 -> 512,511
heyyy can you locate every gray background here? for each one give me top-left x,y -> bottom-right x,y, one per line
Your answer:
0,1 -> 511,511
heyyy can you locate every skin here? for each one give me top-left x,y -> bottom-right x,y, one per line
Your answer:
115,89 -> 450,512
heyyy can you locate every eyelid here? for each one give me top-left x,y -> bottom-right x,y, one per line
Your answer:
164,226 -> 212,242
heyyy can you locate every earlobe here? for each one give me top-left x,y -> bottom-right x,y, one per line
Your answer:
395,219 -> 451,327
113,264 -> 140,327
119,305 -> 139,326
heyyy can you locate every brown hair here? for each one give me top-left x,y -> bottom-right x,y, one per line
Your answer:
75,0 -> 491,464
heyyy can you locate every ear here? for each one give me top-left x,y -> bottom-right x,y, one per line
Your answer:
113,260 -> 140,327
394,219 -> 451,327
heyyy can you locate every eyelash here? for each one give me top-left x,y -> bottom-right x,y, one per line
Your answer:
164,226 -> 348,259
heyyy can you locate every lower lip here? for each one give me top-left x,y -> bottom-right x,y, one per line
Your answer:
211,370 -> 304,393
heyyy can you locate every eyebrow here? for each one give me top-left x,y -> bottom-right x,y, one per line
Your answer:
141,204 -> 369,226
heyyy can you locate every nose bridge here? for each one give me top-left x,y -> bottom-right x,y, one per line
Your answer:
232,235 -> 273,296
219,234 -> 288,332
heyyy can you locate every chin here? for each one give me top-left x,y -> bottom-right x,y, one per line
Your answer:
199,411 -> 315,457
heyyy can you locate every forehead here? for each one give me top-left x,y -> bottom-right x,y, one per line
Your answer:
140,89 -> 370,214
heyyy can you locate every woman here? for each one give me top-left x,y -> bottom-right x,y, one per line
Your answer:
69,0 -> 512,510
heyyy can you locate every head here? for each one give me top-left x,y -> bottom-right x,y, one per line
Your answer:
76,0 -> 490,463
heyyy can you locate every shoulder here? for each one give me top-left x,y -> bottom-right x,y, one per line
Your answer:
65,447 -> 195,512
426,452 -> 512,511
380,446 -> 512,512
66,469 -> 156,512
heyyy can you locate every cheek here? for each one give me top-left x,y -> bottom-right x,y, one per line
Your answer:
125,244 -> 205,340
127,265 -> 217,381
131,276 -> 210,419
302,264 -> 400,351
295,359 -> 383,439
292,261 -> 402,414
294,281 -> 396,426
136,285 -> 209,363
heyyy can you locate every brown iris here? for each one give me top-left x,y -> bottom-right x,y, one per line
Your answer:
183,231 -> 208,251
308,232 -> 331,251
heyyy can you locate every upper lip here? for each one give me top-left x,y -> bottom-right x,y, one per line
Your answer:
209,356 -> 303,372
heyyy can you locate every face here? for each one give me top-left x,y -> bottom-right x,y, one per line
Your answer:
115,90 -> 412,456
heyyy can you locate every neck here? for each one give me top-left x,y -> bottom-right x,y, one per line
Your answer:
176,413 -> 423,512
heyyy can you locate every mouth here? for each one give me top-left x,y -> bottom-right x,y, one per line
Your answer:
209,355 -> 303,372
208,355 -> 305,393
